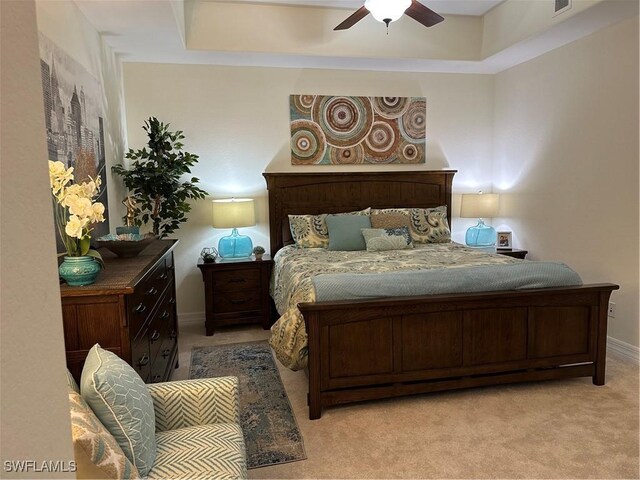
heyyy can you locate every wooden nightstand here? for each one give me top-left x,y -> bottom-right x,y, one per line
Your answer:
197,255 -> 273,336
496,249 -> 528,259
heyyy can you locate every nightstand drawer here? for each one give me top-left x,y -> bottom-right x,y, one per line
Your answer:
213,289 -> 261,313
213,269 -> 261,290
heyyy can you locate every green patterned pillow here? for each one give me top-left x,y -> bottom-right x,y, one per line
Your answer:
289,208 -> 370,248
81,345 -> 156,477
362,227 -> 414,252
410,206 -> 451,243
68,388 -> 139,479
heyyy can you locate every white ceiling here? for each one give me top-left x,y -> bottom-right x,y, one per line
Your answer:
74,0 -> 638,74
205,0 -> 505,16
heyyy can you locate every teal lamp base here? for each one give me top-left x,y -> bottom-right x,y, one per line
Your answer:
218,228 -> 253,258
465,219 -> 497,247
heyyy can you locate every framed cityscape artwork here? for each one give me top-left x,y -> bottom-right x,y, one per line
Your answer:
38,32 -> 110,247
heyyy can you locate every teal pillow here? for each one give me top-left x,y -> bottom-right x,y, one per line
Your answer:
81,344 -> 156,476
326,214 -> 372,251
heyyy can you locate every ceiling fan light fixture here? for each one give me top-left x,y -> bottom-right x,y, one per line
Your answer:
364,0 -> 411,24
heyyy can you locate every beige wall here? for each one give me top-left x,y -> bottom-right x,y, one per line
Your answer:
123,64 -> 495,322
0,0 -> 75,476
493,16 -> 639,347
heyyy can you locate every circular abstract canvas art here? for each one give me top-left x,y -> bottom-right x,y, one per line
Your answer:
290,95 -> 426,165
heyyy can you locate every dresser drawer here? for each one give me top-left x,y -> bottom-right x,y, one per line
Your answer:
213,269 -> 261,291
213,289 -> 261,313
147,291 -> 174,362
131,328 -> 151,382
128,259 -> 172,338
151,336 -> 177,384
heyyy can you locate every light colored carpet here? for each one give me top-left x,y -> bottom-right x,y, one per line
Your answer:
175,323 -> 639,479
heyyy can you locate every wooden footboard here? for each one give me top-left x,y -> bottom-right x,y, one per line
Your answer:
299,284 -> 618,420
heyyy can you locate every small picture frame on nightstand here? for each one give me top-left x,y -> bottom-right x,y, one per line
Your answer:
497,231 -> 512,250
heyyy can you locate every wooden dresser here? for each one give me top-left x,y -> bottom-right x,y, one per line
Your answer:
61,240 -> 179,383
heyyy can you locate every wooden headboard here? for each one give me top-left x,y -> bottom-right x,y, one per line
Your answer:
263,171 -> 456,254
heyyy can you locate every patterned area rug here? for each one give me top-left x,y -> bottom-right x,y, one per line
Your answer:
190,341 -> 306,469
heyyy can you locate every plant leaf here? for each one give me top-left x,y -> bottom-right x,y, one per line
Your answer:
86,249 -> 105,269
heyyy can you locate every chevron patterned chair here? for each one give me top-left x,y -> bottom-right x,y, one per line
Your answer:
68,344 -> 248,480
145,377 -> 248,479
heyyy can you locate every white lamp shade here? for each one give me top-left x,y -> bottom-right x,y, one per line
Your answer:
212,198 -> 255,229
460,193 -> 499,218
365,0 -> 411,23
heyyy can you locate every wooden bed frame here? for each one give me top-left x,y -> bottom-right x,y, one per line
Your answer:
263,171 -> 619,420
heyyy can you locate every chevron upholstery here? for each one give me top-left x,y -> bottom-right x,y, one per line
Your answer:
147,377 -> 240,432
148,423 -> 247,480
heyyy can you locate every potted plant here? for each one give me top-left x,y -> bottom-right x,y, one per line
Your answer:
49,160 -> 105,286
112,117 -> 207,238
253,245 -> 265,260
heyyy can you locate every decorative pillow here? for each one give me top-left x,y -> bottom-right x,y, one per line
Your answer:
362,227 -> 414,252
326,214 -> 372,251
66,368 -> 80,393
289,208 -> 370,248
68,388 -> 139,480
371,209 -> 411,230
410,206 -> 451,243
371,207 -> 451,243
81,344 -> 156,477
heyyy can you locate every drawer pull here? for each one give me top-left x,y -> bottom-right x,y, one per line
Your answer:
160,311 -> 170,320
169,297 -> 176,305
229,278 -> 246,284
150,330 -> 160,342
153,375 -> 162,383
170,330 -> 177,339
230,299 -> 246,305
167,265 -> 175,271
146,287 -> 158,296
138,354 -> 150,367
162,348 -> 171,358
135,303 -> 146,314
158,273 -> 168,280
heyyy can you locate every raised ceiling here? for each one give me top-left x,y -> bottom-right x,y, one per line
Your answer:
74,0 -> 638,74
206,0 -> 505,16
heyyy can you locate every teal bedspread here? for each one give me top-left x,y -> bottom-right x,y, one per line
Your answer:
312,262 -> 582,302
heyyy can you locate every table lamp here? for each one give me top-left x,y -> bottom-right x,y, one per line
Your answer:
460,192 -> 499,247
212,198 -> 255,258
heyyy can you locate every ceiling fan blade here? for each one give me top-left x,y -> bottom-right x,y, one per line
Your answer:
405,0 -> 444,28
334,6 -> 370,31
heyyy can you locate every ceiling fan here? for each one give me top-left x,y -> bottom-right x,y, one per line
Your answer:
334,0 -> 444,31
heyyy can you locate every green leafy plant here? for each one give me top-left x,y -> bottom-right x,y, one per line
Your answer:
112,117 -> 207,238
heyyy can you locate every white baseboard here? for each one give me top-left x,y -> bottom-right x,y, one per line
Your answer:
607,336 -> 640,364
178,312 -> 205,326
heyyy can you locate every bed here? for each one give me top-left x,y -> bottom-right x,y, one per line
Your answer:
263,171 -> 619,419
